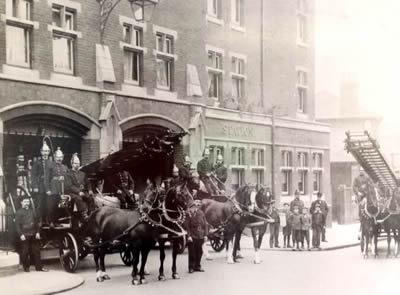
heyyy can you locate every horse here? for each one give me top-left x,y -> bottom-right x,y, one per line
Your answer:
357,181 -> 379,258
380,188 -> 400,257
245,186 -> 275,264
200,184 -> 253,264
84,181 -> 191,285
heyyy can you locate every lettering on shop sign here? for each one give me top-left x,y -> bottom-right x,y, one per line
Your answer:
222,125 -> 255,138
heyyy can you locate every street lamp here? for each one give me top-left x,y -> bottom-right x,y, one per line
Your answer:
129,0 -> 159,22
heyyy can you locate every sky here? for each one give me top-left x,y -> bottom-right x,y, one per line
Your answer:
315,0 -> 400,155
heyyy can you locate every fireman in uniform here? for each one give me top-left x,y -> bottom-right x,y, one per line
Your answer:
65,153 -> 94,222
197,148 -> 217,196
108,170 -> 136,209
179,155 -> 199,198
212,154 -> 227,192
31,142 -> 54,224
48,147 -> 69,227
352,168 -> 373,203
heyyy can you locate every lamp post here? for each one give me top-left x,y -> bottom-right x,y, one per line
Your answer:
97,0 -> 160,43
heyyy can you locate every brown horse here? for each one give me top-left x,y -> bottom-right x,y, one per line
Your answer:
84,182 -> 191,285
381,188 -> 400,257
200,185 -> 253,264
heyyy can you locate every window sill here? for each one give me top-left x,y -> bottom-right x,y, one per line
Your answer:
154,89 -> 178,100
230,23 -> 246,33
312,167 -> 324,171
1,15 -> 39,29
296,112 -> 309,120
250,166 -> 265,170
280,167 -> 294,171
48,25 -> 82,38
120,42 -> 148,54
296,167 -> 309,171
206,14 -> 224,26
2,64 -> 40,80
121,83 -> 148,97
153,50 -> 178,61
50,72 -> 82,85
297,41 -> 308,48
206,66 -> 225,75
230,165 -> 246,170
230,72 -> 247,80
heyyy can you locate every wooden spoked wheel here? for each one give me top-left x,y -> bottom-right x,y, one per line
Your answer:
59,233 -> 79,273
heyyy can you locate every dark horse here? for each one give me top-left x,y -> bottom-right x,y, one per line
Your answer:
357,181 -> 379,258
200,184 -> 253,264
380,187 -> 400,257
84,182 -> 192,285
245,186 -> 275,264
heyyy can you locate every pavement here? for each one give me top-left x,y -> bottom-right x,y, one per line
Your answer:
235,222 -> 361,251
0,222 -> 361,294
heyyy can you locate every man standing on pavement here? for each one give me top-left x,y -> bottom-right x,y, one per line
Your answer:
15,196 -> 48,272
197,148 -> 216,196
48,147 -> 69,228
310,192 -> 329,242
290,190 -> 304,213
185,200 -> 208,273
269,200 -> 281,248
212,154 -> 227,193
31,142 -> 54,225
311,203 -> 324,250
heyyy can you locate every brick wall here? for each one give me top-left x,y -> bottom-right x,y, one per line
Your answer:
81,138 -> 100,166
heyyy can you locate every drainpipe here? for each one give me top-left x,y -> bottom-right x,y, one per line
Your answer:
260,0 -> 264,109
271,106 -> 276,196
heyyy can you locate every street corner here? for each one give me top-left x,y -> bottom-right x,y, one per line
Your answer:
0,269 -> 84,295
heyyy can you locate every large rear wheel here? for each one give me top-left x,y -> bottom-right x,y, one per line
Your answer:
59,233 -> 79,273
120,245 -> 133,266
210,237 -> 225,252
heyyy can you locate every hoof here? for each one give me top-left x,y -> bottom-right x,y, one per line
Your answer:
132,279 -> 140,286
158,275 -> 166,281
96,277 -> 104,283
102,274 -> 111,280
140,278 -> 147,285
172,273 -> 180,280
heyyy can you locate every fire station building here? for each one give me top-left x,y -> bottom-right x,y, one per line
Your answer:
0,0 -> 330,207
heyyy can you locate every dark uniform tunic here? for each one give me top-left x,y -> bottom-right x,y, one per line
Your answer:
15,207 -> 42,270
310,199 -> 329,241
48,162 -> 69,223
66,169 -> 94,216
269,207 -> 281,248
212,163 -> 228,190
184,207 -> 209,271
352,174 -> 373,201
312,210 -> 325,247
107,171 -> 135,208
31,158 -> 54,221
290,198 -> 305,213
197,158 -> 215,195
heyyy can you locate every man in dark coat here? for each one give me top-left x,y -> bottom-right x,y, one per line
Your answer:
15,196 -> 48,272
352,169 -> 373,202
290,190 -> 305,213
197,148 -> 216,196
311,203 -> 324,250
31,142 -> 54,224
185,200 -> 209,273
310,192 -> 329,242
65,153 -> 94,221
212,154 -> 227,192
107,170 -> 136,209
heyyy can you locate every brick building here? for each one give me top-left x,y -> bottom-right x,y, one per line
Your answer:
0,0 -> 330,206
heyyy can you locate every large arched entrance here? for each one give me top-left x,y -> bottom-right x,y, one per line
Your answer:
120,114 -> 187,194
0,102 -> 100,195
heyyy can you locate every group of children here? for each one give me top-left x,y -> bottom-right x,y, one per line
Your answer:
281,202 -> 326,251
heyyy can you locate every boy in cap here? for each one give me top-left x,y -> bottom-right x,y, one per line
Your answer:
15,196 -> 48,272
301,207 -> 311,250
269,200 -> 281,248
289,206 -> 302,251
282,203 -> 292,248
185,199 -> 208,273
312,203 -> 324,250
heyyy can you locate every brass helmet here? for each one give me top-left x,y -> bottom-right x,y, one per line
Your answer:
172,164 -> 179,176
70,153 -> 80,166
216,154 -> 224,164
41,141 -> 51,158
54,147 -> 64,162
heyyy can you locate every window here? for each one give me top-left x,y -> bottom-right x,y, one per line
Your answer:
298,152 -> 308,167
207,50 -> 224,100
297,0 -> 307,44
208,0 -> 221,18
231,56 -> 245,101
253,149 -> 264,166
122,24 -> 143,85
313,171 -> 322,193
232,0 -> 244,26
51,5 -> 77,74
297,70 -> 308,113
282,150 -> 292,167
281,150 -> 293,195
281,170 -> 292,195
313,153 -> 323,168
5,0 -> 32,67
298,170 -> 307,194
254,170 -> 264,189
156,32 -> 174,90
232,147 -> 245,165
209,146 -> 224,165
232,169 -> 245,190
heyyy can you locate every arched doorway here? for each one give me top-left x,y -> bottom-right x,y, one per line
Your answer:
1,102 -> 100,195
120,114 -> 187,194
